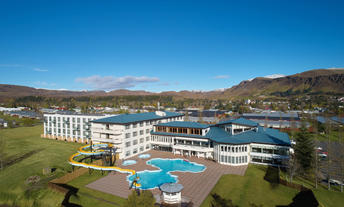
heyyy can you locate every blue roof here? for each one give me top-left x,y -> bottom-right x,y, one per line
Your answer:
155,121 -> 211,129
217,117 -> 259,127
317,116 -> 327,124
331,116 -> 344,124
92,111 -> 183,124
151,120 -> 290,146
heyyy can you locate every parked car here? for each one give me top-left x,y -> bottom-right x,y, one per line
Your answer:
319,156 -> 334,162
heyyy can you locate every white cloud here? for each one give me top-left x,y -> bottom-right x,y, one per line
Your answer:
75,75 -> 160,90
34,68 -> 48,72
1,64 -> 18,67
213,75 -> 230,79
327,67 -> 344,70
33,81 -> 56,86
264,74 -> 285,79
174,81 -> 179,85
158,82 -> 170,86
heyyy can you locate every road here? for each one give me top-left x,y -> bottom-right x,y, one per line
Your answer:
316,141 -> 344,182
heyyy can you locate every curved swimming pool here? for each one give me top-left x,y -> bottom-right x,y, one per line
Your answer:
128,158 -> 206,189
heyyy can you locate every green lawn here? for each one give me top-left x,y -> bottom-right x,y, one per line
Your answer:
66,170 -> 126,206
280,171 -> 344,207
201,164 -> 300,207
0,125 -> 126,207
0,125 -> 84,206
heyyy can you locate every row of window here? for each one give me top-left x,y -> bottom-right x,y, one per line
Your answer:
125,144 -> 150,157
220,155 -> 248,164
47,117 -> 93,123
125,129 -> 150,138
46,128 -> 91,135
125,137 -> 150,147
251,147 -> 289,156
220,146 -> 248,153
124,117 -> 182,130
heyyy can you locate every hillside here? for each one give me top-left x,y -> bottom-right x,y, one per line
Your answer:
1,69 -> 343,101
223,69 -> 344,98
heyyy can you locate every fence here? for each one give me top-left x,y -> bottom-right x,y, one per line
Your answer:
47,159 -> 104,206
279,178 -> 319,205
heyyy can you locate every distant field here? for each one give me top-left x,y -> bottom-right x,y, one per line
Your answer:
0,125 -> 83,206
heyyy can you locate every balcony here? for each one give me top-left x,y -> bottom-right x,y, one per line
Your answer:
91,136 -> 123,144
172,144 -> 213,152
92,127 -> 122,135
73,127 -> 80,131
64,120 -> 70,124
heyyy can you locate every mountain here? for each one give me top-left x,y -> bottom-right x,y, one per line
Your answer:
224,69 -> 344,97
1,69 -> 343,101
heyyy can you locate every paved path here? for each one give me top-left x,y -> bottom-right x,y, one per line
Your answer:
85,151 -> 247,207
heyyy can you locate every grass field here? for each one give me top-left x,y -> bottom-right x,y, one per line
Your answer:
66,170 -> 126,206
280,171 -> 344,207
200,164 -> 301,207
0,125 -> 84,206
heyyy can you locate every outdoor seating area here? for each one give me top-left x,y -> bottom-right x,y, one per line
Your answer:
85,150 -> 247,206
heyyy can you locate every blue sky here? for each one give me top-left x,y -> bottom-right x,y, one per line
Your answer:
1,0 -> 343,92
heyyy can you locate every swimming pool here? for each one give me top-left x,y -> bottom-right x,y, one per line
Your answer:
122,160 -> 137,165
138,153 -> 151,159
128,158 -> 206,189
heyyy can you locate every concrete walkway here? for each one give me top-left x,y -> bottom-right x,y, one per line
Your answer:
85,150 -> 247,207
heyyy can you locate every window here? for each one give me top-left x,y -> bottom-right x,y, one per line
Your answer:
125,124 -> 130,129
133,131 -> 138,137
228,156 -> 231,163
232,157 -> 235,163
140,130 -> 144,135
236,157 -> 238,164
145,121 -> 149,126
236,147 -> 238,152
125,133 -> 130,138
133,148 -> 138,154
245,156 -> 247,163
125,151 -> 131,157
232,147 -> 235,153
139,122 -> 144,127
221,155 -> 224,162
133,140 -> 138,145
140,138 -> 144,143
146,144 -> 150,149
125,142 -> 131,147
221,146 -> 224,151
133,123 -> 137,128
146,129 -> 150,133
245,146 -> 247,152
140,146 -> 144,151
146,136 -> 150,141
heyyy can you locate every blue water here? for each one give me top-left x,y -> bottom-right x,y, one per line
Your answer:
122,160 -> 137,166
128,158 -> 206,189
138,154 -> 151,158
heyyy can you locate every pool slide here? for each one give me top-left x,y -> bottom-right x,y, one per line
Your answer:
68,143 -> 141,187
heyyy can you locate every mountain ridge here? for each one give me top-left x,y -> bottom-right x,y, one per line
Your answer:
1,68 -> 344,101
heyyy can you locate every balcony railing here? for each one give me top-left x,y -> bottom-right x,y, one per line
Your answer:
92,128 -> 122,135
91,136 -> 123,144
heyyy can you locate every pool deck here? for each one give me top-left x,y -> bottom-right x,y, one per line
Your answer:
85,150 -> 247,207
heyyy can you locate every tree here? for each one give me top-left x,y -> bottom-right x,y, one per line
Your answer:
285,154 -> 301,183
294,118 -> 314,174
123,190 -> 155,207
198,109 -> 204,124
290,112 -> 296,140
210,193 -> 238,207
184,110 -> 190,122
0,131 -> 3,170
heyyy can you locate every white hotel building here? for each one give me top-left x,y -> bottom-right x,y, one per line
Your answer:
42,112 -> 291,166
42,113 -> 115,143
